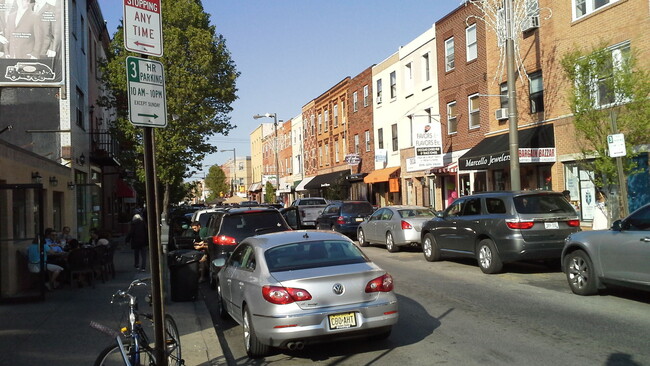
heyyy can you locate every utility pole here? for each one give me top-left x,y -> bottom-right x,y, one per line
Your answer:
505,0 -> 521,190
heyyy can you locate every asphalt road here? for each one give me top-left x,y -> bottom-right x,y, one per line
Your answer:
203,244 -> 650,366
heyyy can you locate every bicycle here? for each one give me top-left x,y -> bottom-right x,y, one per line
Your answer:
91,278 -> 184,366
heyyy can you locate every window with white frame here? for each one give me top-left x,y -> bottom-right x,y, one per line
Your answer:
334,104 -> 338,127
376,79 -> 383,104
365,130 -> 370,152
353,92 -> 358,112
341,100 -> 346,124
324,110 -> 329,131
325,143 -> 329,165
390,71 -> 397,99
363,85 -> 369,107
354,134 -> 359,154
378,128 -> 384,149
391,124 -> 398,152
529,71 -> 544,113
597,43 -> 630,107
318,146 -> 322,166
404,62 -> 413,95
468,93 -> 480,129
466,24 -> 477,62
335,140 -> 339,162
573,0 -> 619,20
318,113 -> 322,134
445,37 -> 455,71
311,114 -> 315,135
422,52 -> 430,83
447,101 -> 457,134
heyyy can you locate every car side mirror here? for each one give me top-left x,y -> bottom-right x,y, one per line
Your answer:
181,223 -> 189,230
212,257 -> 227,267
435,211 -> 444,218
611,219 -> 622,231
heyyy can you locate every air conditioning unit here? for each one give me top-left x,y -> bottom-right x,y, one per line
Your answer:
376,95 -> 382,104
522,15 -> 540,32
495,108 -> 509,120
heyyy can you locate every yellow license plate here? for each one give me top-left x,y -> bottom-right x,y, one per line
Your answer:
328,312 -> 357,330
355,217 -> 364,222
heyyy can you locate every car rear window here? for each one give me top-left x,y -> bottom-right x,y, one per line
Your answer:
298,199 -> 327,205
398,209 -> 436,218
265,240 -> 369,272
219,212 -> 288,241
513,195 -> 575,215
486,198 -> 507,214
342,202 -> 373,215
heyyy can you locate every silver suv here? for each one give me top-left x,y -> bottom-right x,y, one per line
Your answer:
421,191 -> 581,274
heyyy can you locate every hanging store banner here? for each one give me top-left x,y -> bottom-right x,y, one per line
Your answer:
412,115 -> 443,170
0,0 -> 65,86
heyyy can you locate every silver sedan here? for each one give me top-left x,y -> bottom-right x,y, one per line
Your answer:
214,230 -> 399,358
357,205 -> 437,252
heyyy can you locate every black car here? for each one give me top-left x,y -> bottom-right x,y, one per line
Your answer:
315,200 -> 374,238
203,206 -> 292,287
421,191 -> 581,274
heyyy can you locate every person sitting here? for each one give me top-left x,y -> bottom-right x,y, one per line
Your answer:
27,237 -> 63,290
191,221 -> 209,283
57,226 -> 75,248
45,228 -> 65,253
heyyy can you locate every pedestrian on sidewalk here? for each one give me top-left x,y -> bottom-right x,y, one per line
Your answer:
126,211 -> 149,271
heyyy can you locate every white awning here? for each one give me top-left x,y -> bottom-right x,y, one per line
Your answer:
295,176 -> 315,191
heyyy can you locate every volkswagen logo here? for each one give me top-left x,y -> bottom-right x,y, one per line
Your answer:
332,283 -> 345,295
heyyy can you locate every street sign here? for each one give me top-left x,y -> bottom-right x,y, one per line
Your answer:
123,0 -> 163,57
607,133 -> 626,158
126,56 -> 167,128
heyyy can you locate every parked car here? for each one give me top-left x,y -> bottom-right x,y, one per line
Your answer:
315,200 -> 374,238
357,205 -> 437,252
204,206 -> 292,287
289,197 -> 328,228
562,203 -> 650,295
239,200 -> 260,207
214,230 -> 398,358
420,191 -> 581,274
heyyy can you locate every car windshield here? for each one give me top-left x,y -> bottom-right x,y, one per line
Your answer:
265,240 -> 369,272
513,195 -> 576,215
220,212 -> 287,241
398,208 -> 436,218
342,203 -> 373,215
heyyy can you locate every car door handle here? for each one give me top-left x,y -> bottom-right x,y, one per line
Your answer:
641,237 -> 650,242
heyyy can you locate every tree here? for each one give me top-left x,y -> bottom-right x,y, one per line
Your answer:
561,42 -> 650,216
99,0 -> 239,220
264,182 -> 276,203
205,165 -> 229,200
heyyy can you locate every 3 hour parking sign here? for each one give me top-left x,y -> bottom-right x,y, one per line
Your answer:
126,56 -> 167,128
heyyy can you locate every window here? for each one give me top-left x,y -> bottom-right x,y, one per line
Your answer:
500,83 -> 508,109
596,43 -> 630,107
468,94 -> 480,129
333,104 -> 338,127
325,143 -> 329,165
76,87 -> 85,130
376,79 -> 383,104
445,37 -> 455,71
404,62 -> 413,95
365,131 -> 370,152
378,128 -> 384,149
324,110 -> 329,132
318,146 -> 322,166
363,85 -> 369,107
335,140 -> 339,162
529,71 -> 544,113
463,198 -> 481,215
390,71 -> 397,99
466,24 -> 477,62
354,134 -> 359,154
71,0 -> 78,39
573,0 -> 619,20
391,124 -> 398,152
422,52 -> 430,83
318,113 -> 322,134
486,198 -> 506,214
447,101 -> 457,134
80,16 -> 85,54
311,114 -> 315,135
353,92 -> 358,112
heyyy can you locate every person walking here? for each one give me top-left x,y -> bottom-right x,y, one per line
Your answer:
126,211 -> 149,271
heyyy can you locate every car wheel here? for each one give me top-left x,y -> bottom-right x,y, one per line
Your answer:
243,306 -> 269,358
565,250 -> 598,295
216,282 -> 229,319
477,239 -> 503,274
358,229 -> 369,247
386,232 -> 399,253
422,233 -> 440,262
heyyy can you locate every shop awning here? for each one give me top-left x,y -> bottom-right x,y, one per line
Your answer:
363,166 -> 400,184
116,179 -> 136,198
427,162 -> 458,175
295,176 -> 315,191
459,124 -> 555,171
304,169 -> 351,190
248,183 -> 262,192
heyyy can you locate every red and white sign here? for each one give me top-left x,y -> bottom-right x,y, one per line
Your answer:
123,0 -> 163,57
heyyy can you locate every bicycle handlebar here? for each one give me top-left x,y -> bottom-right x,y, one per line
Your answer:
111,278 -> 150,304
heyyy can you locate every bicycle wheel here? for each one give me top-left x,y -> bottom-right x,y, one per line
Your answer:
165,314 -> 182,366
94,343 -> 156,366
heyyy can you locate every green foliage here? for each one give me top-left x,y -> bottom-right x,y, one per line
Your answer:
323,177 -> 349,201
264,182 -> 276,203
99,0 -> 239,215
205,165 -> 229,200
561,42 -> 650,188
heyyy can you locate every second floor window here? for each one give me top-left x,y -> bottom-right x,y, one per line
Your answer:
390,71 -> 397,99
500,83 -> 508,109
529,71 -> 544,113
466,24 -> 477,62
378,128 -> 384,149
354,134 -> 359,154
468,94 -> 480,129
445,37 -> 455,71
391,124 -> 398,152
376,79 -> 383,104
365,130 -> 371,152
574,0 -> 619,20
447,101 -> 457,134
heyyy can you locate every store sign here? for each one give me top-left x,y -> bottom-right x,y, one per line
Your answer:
412,116 -> 443,169
375,149 -> 387,163
462,148 -> 556,170
345,154 -> 361,165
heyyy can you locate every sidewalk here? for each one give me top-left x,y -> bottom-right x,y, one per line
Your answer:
0,243 -> 225,366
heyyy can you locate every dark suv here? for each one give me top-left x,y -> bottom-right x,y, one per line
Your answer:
315,200 -> 374,238
420,191 -> 581,274
203,207 -> 292,286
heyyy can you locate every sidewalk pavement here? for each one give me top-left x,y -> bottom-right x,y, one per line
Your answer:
0,242 -> 226,366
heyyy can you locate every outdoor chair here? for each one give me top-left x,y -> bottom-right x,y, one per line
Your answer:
66,248 -> 97,288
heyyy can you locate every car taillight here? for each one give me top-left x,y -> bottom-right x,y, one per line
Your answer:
505,220 -> 535,229
365,273 -> 394,293
401,220 -> 412,230
262,285 -> 312,305
212,235 -> 237,245
567,220 -> 581,227
336,216 -> 345,225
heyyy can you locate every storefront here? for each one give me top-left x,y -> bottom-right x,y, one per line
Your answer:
303,169 -> 351,200
363,166 -> 401,207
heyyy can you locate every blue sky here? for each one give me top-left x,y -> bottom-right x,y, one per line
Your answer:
98,1 -> 462,177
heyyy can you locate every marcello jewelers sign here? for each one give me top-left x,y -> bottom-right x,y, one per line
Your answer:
462,147 -> 556,170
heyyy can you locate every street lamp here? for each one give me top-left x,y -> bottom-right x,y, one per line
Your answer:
253,113 -> 280,196
220,148 -> 236,197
